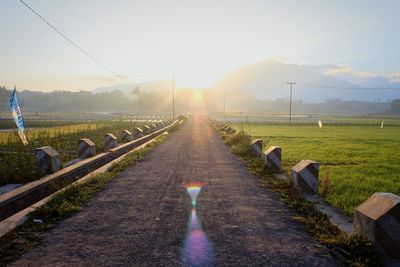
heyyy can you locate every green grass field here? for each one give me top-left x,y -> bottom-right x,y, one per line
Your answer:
230,122 -> 400,214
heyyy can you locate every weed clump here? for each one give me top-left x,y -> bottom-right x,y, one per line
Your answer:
320,168 -> 332,198
224,131 -> 252,156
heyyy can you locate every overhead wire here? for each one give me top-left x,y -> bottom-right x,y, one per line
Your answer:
298,82 -> 400,90
18,0 -> 127,82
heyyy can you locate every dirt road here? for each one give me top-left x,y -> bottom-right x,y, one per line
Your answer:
12,114 -> 340,266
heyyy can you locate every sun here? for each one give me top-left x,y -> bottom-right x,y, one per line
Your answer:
193,90 -> 203,104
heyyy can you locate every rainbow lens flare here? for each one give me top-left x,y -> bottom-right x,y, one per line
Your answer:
182,182 -> 214,266
185,182 -> 203,207
182,209 -> 214,267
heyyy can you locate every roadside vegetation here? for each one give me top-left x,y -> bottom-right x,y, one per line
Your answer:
222,130 -> 381,266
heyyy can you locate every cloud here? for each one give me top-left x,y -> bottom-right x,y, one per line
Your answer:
325,65 -> 376,78
387,72 -> 400,83
324,65 -> 400,87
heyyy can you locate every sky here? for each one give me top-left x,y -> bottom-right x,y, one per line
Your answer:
1,0 -> 400,91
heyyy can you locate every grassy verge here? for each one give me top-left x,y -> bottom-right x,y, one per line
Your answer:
0,121 -> 183,265
221,129 -> 381,267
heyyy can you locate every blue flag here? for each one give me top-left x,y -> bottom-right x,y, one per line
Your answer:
9,87 -> 28,145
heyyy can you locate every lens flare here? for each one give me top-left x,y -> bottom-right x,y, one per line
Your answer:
185,182 -> 203,207
182,209 -> 214,267
182,182 -> 214,266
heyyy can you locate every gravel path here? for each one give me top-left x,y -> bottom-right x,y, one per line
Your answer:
12,114 -> 340,266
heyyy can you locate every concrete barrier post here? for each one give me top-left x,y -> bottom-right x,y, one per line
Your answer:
79,138 -> 96,159
35,146 -> 62,175
251,139 -> 263,158
104,133 -> 118,149
291,160 -> 319,194
354,192 -> 400,257
133,127 -> 143,139
121,130 -> 133,143
226,126 -> 235,134
264,146 -> 281,172
143,125 -> 151,135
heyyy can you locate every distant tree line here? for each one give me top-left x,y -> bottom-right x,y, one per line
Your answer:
389,99 -> 400,113
219,93 -> 393,114
0,86 -> 399,114
0,86 -> 9,110
0,86 -> 173,113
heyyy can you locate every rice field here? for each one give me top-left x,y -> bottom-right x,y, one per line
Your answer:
0,123 -> 102,144
228,120 -> 400,214
0,118 -> 166,186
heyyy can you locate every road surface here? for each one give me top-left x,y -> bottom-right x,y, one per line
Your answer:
12,114 -> 340,266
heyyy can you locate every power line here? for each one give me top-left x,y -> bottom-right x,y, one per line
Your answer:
223,89 -> 226,115
18,0 -> 126,81
287,82 -> 296,124
172,76 -> 175,120
298,82 -> 400,90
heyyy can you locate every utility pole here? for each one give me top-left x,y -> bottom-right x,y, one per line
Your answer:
287,82 -> 296,124
223,89 -> 226,115
172,76 -> 175,120
185,90 -> 188,115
